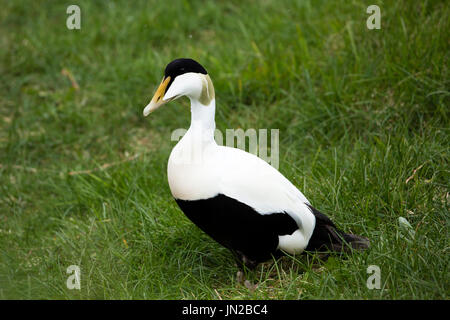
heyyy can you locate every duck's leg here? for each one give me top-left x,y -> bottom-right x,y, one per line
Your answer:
233,250 -> 258,290
236,270 -> 245,284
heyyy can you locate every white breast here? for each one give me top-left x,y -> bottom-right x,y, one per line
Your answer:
168,130 -> 316,252
168,128 -> 219,200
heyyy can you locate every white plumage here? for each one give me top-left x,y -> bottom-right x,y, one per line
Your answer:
168,98 -> 315,254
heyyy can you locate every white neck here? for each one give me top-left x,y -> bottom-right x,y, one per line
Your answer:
187,98 -> 216,144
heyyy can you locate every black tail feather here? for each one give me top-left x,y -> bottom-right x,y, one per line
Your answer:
305,204 -> 370,253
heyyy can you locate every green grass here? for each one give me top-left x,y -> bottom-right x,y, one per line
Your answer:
0,0 -> 448,299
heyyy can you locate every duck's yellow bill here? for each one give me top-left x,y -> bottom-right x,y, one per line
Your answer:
143,76 -> 171,116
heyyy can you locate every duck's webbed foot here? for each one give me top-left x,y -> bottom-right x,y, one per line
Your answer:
235,270 -> 258,291
233,251 -> 258,291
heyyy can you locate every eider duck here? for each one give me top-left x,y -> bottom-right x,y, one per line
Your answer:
143,58 -> 369,272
